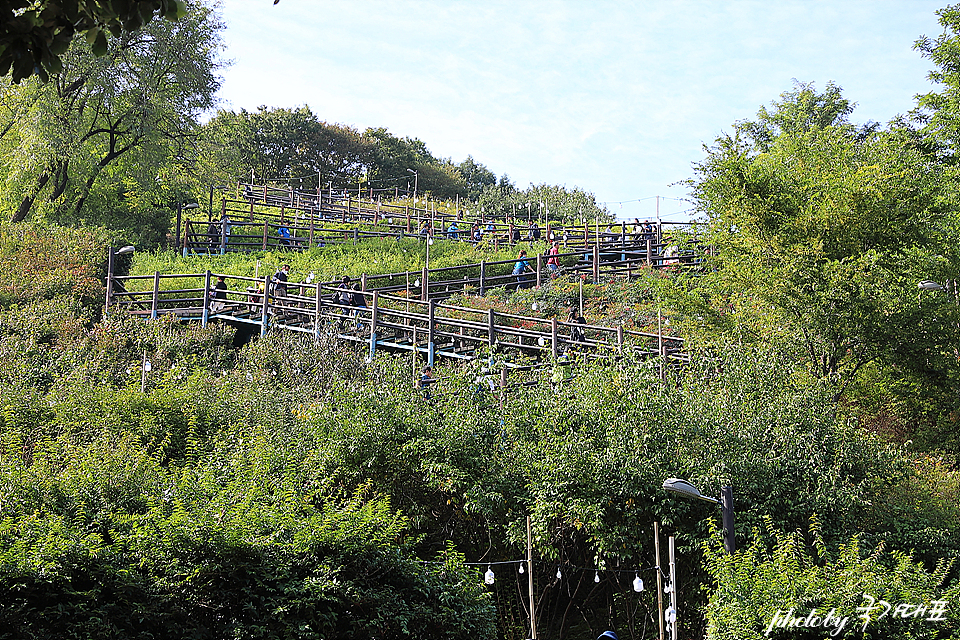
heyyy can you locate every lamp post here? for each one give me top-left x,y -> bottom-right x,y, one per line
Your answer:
661,477 -> 735,640
176,201 -> 200,248
662,478 -> 735,554
406,168 -> 418,204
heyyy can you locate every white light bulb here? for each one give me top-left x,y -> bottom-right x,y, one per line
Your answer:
484,566 -> 495,585
143,361 -> 152,372
633,575 -> 644,592
556,568 -> 562,580
537,337 -> 545,347
518,563 -> 525,574
414,279 -> 421,287
664,583 -> 672,594
594,571 -> 600,583
531,302 -> 538,311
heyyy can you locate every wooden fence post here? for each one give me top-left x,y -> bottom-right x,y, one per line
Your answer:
551,318 -> 558,361
488,309 -> 496,349
421,266 -> 429,302
262,221 -> 269,250
536,253 -> 542,288
480,260 -> 486,295
617,325 -> 624,354
593,245 -> 600,282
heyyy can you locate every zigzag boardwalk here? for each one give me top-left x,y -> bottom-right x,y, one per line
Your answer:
106,268 -> 686,368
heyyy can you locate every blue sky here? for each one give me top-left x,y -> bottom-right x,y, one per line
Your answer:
215,1 -> 947,222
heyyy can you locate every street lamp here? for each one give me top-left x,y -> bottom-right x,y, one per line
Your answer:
918,279 -> 946,306
662,478 -> 735,555
406,168 -> 418,204
176,201 -> 200,248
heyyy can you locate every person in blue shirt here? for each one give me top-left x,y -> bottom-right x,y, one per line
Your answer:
447,221 -> 459,240
277,225 -> 291,247
513,249 -> 534,289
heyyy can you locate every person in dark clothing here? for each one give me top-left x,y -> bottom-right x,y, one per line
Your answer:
511,227 -> 521,244
337,276 -> 354,306
210,275 -> 228,313
206,221 -> 219,249
271,264 -> 289,299
568,306 -> 586,343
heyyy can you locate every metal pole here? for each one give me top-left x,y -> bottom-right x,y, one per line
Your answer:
655,522 -> 665,640
105,246 -> 115,311
527,515 -> 537,640
722,485 -> 736,555
669,535 -> 677,640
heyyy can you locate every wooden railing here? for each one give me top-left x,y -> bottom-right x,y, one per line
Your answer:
105,270 -> 686,368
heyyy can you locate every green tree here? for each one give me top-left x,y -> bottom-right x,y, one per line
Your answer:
0,0 -> 222,244
0,0 -> 187,82
678,82 -> 960,391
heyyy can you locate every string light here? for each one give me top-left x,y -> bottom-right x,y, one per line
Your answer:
556,567 -> 563,580
594,571 -> 600,583
484,566 -> 495,585
633,574 -> 645,592
518,563 -> 525,574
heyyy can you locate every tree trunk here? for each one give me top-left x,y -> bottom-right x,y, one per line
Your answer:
11,172 -> 50,222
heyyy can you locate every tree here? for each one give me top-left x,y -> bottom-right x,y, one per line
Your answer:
915,3 -> 960,156
679,82 -> 960,391
201,106 -> 373,190
0,0 -> 187,83
0,0 -> 222,242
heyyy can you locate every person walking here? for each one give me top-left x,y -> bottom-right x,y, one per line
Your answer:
547,240 -> 561,277
513,249 -> 534,289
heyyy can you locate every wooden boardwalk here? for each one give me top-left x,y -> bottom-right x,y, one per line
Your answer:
106,269 -> 686,368
181,182 -> 694,257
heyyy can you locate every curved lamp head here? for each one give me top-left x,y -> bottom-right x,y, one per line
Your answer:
918,280 -> 945,291
182,202 -> 200,210
662,477 -> 718,504
116,245 -> 136,255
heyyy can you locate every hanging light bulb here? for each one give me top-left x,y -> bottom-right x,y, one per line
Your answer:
518,563 -> 525,574
665,607 -> 676,624
414,279 -> 421,287
664,582 -> 673,594
484,566 -> 495,585
537,337 -> 546,347
556,567 -> 562,580
531,302 -> 538,311
143,360 -> 152,372
594,571 -> 600,583
633,574 -> 644,592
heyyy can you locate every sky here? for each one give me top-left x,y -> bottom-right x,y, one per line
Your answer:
213,0 -> 949,222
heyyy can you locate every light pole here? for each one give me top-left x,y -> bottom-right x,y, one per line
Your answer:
176,201 -> 200,248
661,477 -> 736,640
662,478 -> 735,554
406,168 -> 418,204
